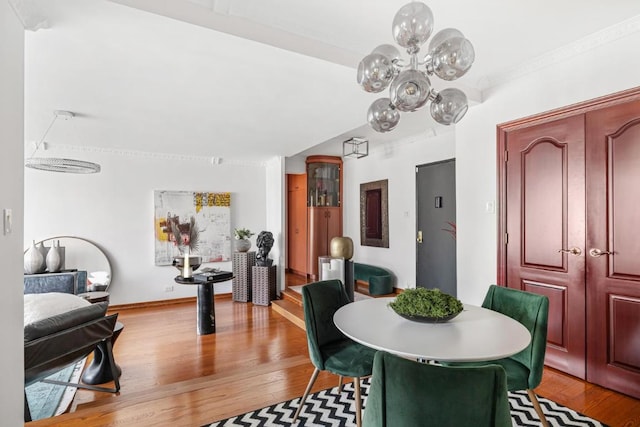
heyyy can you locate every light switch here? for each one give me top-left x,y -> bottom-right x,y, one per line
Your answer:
3,208 -> 12,235
485,201 -> 495,214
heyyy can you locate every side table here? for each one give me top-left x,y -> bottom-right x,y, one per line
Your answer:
82,321 -> 124,384
78,291 -> 110,304
174,270 -> 233,335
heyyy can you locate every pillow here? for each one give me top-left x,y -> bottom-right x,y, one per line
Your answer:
24,292 -> 91,326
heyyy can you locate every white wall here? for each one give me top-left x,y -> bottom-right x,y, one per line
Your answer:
342,130 -> 456,291
0,3 -> 25,424
455,31 -> 640,305
25,149 -> 269,305
264,156 -> 285,292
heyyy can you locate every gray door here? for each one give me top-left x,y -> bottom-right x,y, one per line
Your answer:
416,159 -> 457,295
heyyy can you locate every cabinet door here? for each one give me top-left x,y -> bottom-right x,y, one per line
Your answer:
308,207 -> 324,278
287,174 -> 307,275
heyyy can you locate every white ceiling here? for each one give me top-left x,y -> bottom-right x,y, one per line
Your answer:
19,0 -> 640,162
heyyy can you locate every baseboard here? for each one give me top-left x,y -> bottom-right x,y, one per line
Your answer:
109,293 -> 232,311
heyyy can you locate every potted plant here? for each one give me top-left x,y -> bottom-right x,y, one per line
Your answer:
234,228 -> 255,252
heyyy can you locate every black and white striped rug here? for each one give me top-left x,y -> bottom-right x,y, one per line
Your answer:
205,378 -> 607,426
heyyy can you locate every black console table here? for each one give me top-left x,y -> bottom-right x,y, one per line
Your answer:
174,271 -> 233,335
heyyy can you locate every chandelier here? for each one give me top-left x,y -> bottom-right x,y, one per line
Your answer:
357,2 -> 475,132
25,110 -> 101,174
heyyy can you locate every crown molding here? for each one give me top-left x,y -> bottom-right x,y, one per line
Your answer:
482,15 -> 640,91
42,143 -> 265,168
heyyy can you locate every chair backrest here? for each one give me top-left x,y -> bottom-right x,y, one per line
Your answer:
363,351 -> 512,427
482,284 -> 549,388
301,280 -> 351,370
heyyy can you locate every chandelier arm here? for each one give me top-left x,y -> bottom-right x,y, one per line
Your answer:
28,113 -> 59,158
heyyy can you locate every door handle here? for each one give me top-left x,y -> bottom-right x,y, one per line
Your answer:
417,230 -> 423,243
558,247 -> 582,256
589,248 -> 613,257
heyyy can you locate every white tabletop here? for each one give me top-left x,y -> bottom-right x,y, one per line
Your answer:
333,297 -> 531,362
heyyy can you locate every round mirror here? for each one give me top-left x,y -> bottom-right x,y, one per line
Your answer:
28,236 -> 112,291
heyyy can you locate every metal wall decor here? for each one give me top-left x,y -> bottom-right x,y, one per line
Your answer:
360,179 -> 389,248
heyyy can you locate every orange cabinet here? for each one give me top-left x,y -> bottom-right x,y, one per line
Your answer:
287,174 -> 308,276
306,156 -> 343,279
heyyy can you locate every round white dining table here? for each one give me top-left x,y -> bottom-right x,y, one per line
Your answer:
333,297 -> 531,362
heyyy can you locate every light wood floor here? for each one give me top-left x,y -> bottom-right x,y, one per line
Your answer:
28,290 -> 640,426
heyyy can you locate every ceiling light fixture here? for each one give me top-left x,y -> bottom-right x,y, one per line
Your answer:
25,110 -> 101,174
343,137 -> 369,159
357,2 -> 475,132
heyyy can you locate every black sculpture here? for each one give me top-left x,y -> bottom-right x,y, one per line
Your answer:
256,231 -> 274,266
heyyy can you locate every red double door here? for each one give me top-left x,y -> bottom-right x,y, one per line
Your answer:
499,92 -> 640,398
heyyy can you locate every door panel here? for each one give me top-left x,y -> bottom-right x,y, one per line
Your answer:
585,100 -> 640,398
416,160 -> 456,296
505,115 -> 586,378
287,174 -> 307,275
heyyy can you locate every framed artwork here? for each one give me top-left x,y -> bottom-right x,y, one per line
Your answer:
154,190 -> 231,265
360,179 -> 389,248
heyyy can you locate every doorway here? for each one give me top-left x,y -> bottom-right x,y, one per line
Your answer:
416,160 -> 456,296
498,88 -> 640,398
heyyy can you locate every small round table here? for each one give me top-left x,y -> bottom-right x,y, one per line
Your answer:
174,271 -> 233,335
334,298 -> 531,362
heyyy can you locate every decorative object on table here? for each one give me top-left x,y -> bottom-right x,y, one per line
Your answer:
232,251 -> 256,302
330,236 -> 354,260
45,240 -> 62,273
234,227 -> 254,253
360,180 -> 389,248
389,287 -> 463,322
24,110 -> 102,174
255,230 -> 274,266
252,264 -> 276,306
357,2 -> 474,132
24,240 -> 46,274
37,241 -> 48,259
154,190 -> 231,265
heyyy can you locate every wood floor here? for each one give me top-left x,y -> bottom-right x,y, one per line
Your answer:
28,285 -> 640,426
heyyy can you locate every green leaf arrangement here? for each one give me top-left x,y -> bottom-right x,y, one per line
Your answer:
389,288 -> 463,319
234,227 -> 255,240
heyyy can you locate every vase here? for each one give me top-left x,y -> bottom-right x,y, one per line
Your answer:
330,236 -> 354,260
24,240 -> 45,274
46,240 -> 62,273
37,241 -> 48,259
236,239 -> 251,252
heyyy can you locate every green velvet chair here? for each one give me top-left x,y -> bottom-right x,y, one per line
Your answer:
446,285 -> 550,427
293,280 -> 376,427
363,351 -> 512,427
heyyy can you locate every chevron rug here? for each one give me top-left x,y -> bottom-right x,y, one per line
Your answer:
205,378 -> 607,427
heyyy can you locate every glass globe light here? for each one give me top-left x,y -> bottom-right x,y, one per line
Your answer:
430,88 -> 469,125
392,2 -> 433,50
428,28 -> 464,53
389,69 -> 431,112
372,44 -> 402,63
357,53 -> 395,93
431,37 -> 475,81
368,98 -> 400,133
